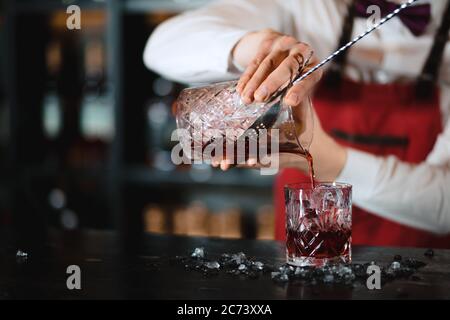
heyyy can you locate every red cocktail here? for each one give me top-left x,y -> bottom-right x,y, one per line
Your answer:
285,183 -> 352,266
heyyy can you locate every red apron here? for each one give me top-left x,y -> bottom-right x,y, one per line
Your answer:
274,79 -> 450,248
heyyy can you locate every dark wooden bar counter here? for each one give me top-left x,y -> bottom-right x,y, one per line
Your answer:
0,230 -> 449,300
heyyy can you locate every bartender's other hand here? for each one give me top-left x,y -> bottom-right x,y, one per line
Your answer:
233,29 -> 323,106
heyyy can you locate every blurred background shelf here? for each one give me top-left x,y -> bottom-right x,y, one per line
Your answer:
123,166 -> 274,188
11,0 -> 210,13
0,0 -> 276,251
12,0 -> 106,13
123,0 -> 210,13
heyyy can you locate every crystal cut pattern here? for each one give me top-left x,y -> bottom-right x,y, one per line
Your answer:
285,183 -> 352,267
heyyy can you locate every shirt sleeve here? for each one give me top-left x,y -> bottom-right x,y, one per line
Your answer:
337,119 -> 450,235
143,0 -> 291,84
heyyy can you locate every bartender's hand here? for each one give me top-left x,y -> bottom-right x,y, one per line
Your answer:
213,30 -> 347,181
232,29 -> 323,106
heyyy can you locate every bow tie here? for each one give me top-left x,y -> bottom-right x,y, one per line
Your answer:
355,0 -> 431,36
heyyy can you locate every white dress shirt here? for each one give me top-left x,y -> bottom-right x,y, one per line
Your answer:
143,0 -> 450,234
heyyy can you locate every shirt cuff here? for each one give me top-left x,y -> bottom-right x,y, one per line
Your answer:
211,29 -> 250,75
228,55 -> 246,74
336,148 -> 383,201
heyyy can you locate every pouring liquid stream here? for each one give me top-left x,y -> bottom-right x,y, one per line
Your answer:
278,142 -> 316,189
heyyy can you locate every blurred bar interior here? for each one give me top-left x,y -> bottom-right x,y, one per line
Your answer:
0,0 -> 275,251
